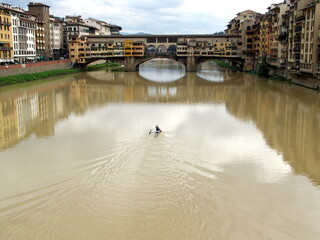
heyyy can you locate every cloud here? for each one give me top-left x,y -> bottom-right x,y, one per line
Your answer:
10,0 -> 283,33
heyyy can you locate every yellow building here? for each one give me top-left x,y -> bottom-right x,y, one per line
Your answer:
0,5 -> 13,64
0,98 -> 18,150
133,41 -> 145,56
124,40 -> 133,56
68,35 -> 90,63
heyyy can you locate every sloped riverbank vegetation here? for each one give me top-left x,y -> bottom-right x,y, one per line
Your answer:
0,63 -> 123,87
0,69 -> 81,87
213,60 -> 242,71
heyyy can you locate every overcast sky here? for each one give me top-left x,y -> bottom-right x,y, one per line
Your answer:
9,0 -> 283,34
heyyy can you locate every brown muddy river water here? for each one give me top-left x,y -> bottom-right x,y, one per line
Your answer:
0,59 -> 320,240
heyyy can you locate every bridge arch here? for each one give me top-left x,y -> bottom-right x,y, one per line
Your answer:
168,45 -> 177,54
157,45 -> 168,54
146,45 -> 157,54
136,57 -> 181,70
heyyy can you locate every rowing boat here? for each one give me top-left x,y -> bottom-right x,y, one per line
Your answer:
149,129 -> 162,137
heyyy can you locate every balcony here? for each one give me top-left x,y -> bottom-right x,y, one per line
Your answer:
177,42 -> 187,46
300,63 -> 312,73
293,47 -> 301,52
133,52 -> 143,56
295,15 -> 305,22
133,43 -> 144,46
294,27 -> 302,33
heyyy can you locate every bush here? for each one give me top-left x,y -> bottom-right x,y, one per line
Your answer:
257,57 -> 269,78
86,62 -> 121,71
213,60 -> 242,71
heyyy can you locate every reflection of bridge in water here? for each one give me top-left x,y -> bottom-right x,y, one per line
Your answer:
74,70 -> 246,103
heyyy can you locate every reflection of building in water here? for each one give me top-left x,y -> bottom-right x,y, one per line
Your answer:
0,98 -> 18,149
16,94 -> 30,138
0,82 -> 72,149
70,79 -> 90,115
0,71 -> 319,186
16,92 -> 41,139
225,79 -> 320,185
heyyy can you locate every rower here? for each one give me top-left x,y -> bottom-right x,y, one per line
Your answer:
155,125 -> 162,133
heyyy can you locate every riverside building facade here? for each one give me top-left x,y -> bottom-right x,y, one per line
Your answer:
226,0 -> 320,82
50,16 -> 63,59
28,2 -> 51,60
0,2 -> 122,63
0,3 -> 13,63
11,6 -> 37,63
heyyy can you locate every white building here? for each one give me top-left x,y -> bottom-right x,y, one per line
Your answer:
84,18 -> 112,35
50,16 -> 63,58
11,7 -> 36,63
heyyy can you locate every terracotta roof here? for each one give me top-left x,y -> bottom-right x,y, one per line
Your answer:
19,16 -> 36,22
28,2 -> 50,8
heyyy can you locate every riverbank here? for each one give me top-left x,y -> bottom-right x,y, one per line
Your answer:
213,60 -> 242,71
0,59 -> 73,78
86,62 -> 123,71
0,69 -> 81,87
0,62 -> 123,87
213,59 -> 319,90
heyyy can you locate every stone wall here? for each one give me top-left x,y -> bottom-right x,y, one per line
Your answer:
0,59 -> 73,77
269,66 -> 320,90
288,72 -> 320,90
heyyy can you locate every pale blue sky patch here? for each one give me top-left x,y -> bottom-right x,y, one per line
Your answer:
9,0 -> 283,34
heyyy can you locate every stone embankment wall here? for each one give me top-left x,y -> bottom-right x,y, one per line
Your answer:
0,59 -> 73,77
269,67 -> 320,90
289,73 -> 320,90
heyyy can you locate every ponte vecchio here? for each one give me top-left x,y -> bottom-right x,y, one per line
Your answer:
68,34 -> 243,71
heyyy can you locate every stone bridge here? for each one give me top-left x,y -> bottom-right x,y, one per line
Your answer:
69,34 -> 244,71
87,54 -> 243,72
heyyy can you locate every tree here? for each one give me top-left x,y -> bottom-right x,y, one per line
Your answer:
257,57 -> 269,78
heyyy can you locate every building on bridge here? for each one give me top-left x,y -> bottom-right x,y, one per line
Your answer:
68,34 -> 243,69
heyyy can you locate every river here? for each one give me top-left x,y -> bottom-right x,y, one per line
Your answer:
0,59 -> 320,240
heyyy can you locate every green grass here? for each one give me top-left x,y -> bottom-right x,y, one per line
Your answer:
0,69 -> 81,87
0,63 -> 124,87
86,62 -> 122,71
269,75 -> 291,82
213,60 -> 242,71
0,74 -> 78,93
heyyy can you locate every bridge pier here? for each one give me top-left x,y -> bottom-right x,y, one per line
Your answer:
124,57 -> 137,71
186,56 -> 197,72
